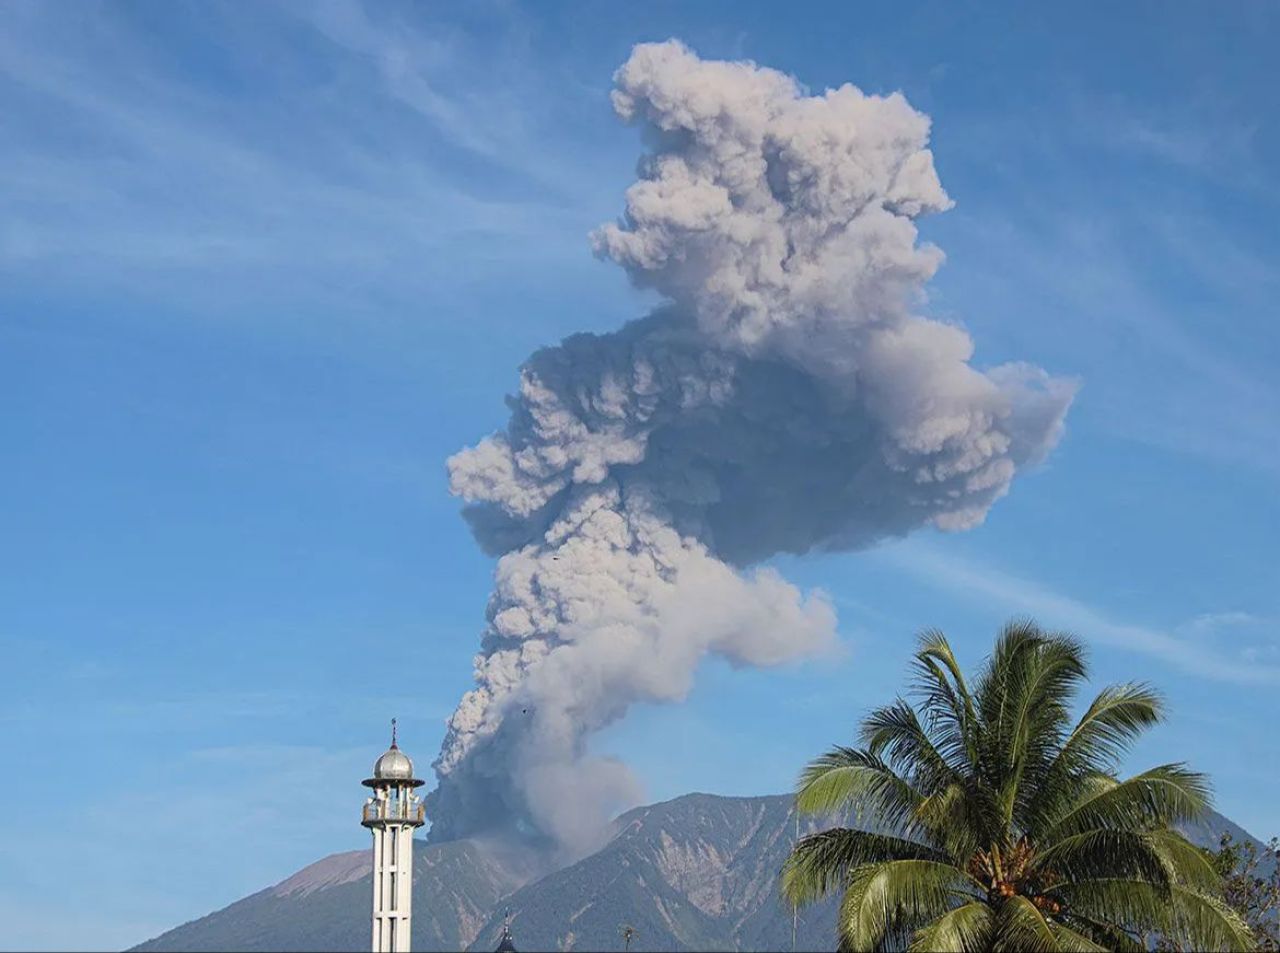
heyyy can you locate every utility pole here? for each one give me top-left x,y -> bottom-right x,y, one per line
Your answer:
792,809 -> 798,953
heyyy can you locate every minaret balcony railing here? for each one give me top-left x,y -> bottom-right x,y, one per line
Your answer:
362,801 -> 426,824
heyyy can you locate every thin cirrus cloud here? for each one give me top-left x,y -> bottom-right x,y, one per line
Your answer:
927,73 -> 1279,479
934,197 -> 1280,477
0,0 -> 605,306
876,539 -> 1280,686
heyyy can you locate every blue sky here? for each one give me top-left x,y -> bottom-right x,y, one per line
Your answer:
2,1 -> 1278,948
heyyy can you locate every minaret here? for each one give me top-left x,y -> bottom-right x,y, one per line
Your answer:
361,719 -> 425,953
494,909 -> 518,953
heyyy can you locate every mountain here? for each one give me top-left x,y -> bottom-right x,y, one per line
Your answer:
465,794 -> 847,953
130,838 -> 525,953
130,793 -> 1269,953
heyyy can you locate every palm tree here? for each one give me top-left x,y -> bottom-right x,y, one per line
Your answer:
782,620 -> 1254,952
620,924 -> 638,952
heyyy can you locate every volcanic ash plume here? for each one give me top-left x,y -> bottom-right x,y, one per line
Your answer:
425,40 -> 1076,854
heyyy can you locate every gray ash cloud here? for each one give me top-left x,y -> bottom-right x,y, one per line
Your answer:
425,40 -> 1075,857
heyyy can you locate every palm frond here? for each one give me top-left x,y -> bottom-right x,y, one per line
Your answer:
1042,764 -> 1211,843
781,828 -> 944,908
1034,829 -> 1177,890
1055,913 -> 1145,953
974,619 -> 1059,732
1006,634 -> 1088,757
1045,920 -> 1109,952
983,630 -> 1088,829
860,699 -> 959,794
1057,683 -> 1165,773
1023,684 -> 1166,837
991,895 -> 1059,952
914,782 -> 983,863
794,746 -> 924,834
907,901 -> 993,953
1058,880 -> 1256,952
912,629 -> 979,772
1143,828 -> 1222,892
836,860 -> 983,952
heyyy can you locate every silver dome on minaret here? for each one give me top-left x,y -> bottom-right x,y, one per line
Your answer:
362,718 -> 424,789
373,746 -> 414,780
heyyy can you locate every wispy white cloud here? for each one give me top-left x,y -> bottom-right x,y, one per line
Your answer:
295,0 -> 550,169
930,73 -> 1280,478
935,195 -> 1280,476
1176,610 -> 1261,638
0,0 -> 607,312
0,734 -> 375,950
875,539 -> 1280,686
1079,96 -> 1273,199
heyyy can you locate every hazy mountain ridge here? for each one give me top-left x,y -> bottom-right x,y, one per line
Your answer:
466,795 -> 844,952
131,793 -> 1267,953
131,838 -> 523,953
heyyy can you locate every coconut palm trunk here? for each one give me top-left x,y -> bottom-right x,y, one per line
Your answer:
782,620 -> 1255,952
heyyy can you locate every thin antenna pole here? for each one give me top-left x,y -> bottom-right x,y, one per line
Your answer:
792,808 -> 798,953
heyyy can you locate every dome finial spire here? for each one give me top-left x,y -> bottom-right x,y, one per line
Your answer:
390,717 -> 398,749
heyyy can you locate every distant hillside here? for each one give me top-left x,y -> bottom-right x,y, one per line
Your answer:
130,838 -> 524,953
130,793 -> 1269,952
465,794 -> 848,953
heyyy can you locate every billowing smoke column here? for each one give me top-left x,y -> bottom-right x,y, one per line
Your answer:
426,41 -> 1075,854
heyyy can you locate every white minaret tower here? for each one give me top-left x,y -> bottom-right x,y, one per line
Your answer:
361,719 -> 425,953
